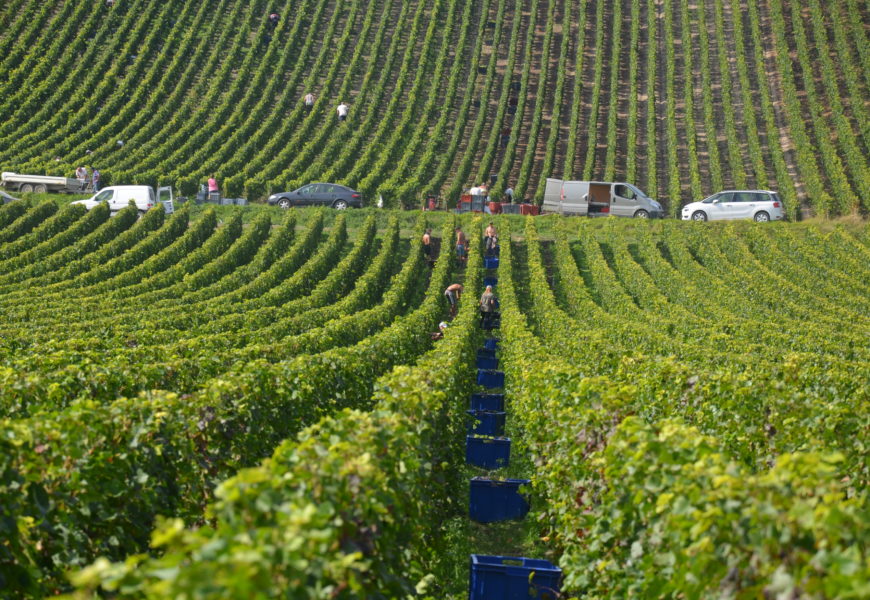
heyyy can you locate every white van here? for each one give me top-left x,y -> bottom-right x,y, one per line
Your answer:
542,179 -> 663,218
72,185 -> 174,215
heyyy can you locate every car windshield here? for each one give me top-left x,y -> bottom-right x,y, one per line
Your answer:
702,194 -> 719,204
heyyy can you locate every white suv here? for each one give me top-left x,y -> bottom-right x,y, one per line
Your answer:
682,190 -> 784,222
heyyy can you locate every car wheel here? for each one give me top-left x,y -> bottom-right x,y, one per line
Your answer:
20,184 -> 33,193
278,198 -> 291,209
34,184 -> 47,193
754,211 -> 770,222
333,199 -> 349,210
691,211 -> 707,222
634,209 -> 650,219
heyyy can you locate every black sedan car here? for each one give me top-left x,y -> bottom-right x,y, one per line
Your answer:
267,183 -> 363,209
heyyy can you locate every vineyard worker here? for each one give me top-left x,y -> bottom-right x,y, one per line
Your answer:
444,283 -> 463,318
75,166 -> 88,190
337,102 -> 349,122
504,187 -> 514,203
484,222 -> 498,257
422,228 -> 434,267
91,168 -> 101,192
455,226 -> 468,267
208,175 -> 219,194
479,285 -> 497,327
483,187 -> 494,214
268,12 -> 279,28
430,321 -> 448,340
304,92 -> 315,113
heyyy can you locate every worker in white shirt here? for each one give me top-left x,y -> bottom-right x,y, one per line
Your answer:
337,102 -> 349,122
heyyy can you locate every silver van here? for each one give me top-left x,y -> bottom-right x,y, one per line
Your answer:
542,179 -> 663,218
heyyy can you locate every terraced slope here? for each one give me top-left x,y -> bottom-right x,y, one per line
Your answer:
0,0 -> 867,215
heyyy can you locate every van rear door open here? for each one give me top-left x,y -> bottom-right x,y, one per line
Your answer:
562,181 -> 588,215
157,186 -> 174,213
588,183 -> 611,215
543,178 -> 564,213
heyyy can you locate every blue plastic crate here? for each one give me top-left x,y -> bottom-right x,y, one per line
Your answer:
476,355 -> 499,370
468,478 -> 530,523
477,348 -> 497,360
477,369 -> 505,388
469,555 -> 561,599
484,257 -> 500,269
466,435 -> 510,469
483,338 -> 499,351
483,276 -> 498,288
467,410 -> 506,436
470,393 -> 505,411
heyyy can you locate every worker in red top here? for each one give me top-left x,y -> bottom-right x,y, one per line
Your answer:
207,175 -> 219,198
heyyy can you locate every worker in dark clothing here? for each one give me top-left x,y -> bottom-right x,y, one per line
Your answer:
422,228 -> 434,267
479,285 -> 497,328
484,222 -> 498,257
430,321 -> 448,340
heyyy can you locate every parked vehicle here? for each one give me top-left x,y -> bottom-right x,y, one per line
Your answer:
681,190 -> 784,222
1,171 -> 92,194
542,179 -> 663,218
1,190 -> 19,204
267,183 -> 363,209
71,185 -> 174,215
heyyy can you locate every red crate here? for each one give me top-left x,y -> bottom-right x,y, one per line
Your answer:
519,203 -> 539,216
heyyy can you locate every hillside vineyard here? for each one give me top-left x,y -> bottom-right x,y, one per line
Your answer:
0,202 -> 867,596
0,0 -> 868,215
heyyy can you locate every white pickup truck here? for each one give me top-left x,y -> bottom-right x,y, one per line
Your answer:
1,171 -> 93,194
